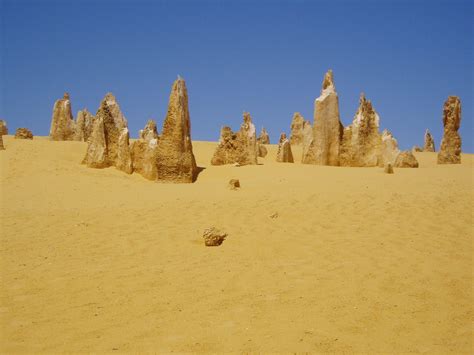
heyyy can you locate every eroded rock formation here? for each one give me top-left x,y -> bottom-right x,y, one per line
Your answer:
257,143 -> 268,157
50,93 -> 75,141
74,109 -> 95,142
340,93 -> 382,167
82,97 -> 124,168
290,112 -> 308,145
395,150 -> 419,168
228,179 -> 240,190
131,119 -> 160,180
202,227 -> 227,246
131,138 -> 159,181
156,77 -> 197,183
384,163 -> 394,174
116,128 -> 133,174
139,119 -> 159,141
438,96 -> 461,164
423,129 -> 435,152
301,120 -> 313,162
257,127 -> 270,144
103,93 -> 128,130
0,120 -> 8,135
0,134 -> 5,150
15,128 -> 33,139
380,129 -> 400,165
276,133 -> 294,163
303,70 -> 343,165
211,112 -> 258,166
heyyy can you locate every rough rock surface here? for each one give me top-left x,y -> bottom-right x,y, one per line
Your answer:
384,163 -> 394,174
380,129 -> 400,165
156,77 -> 197,183
257,143 -> 268,158
412,146 -> 423,152
301,120 -> 313,162
228,179 -> 240,190
257,127 -> 270,144
303,70 -> 343,166
50,93 -> 76,141
340,93 -> 382,167
130,120 -> 160,180
103,93 -> 128,129
131,138 -> 159,181
211,112 -> 258,166
0,120 -> 8,135
438,96 -> 461,164
82,116 -> 107,168
202,227 -> 227,246
424,129 -> 435,152
116,128 -> 133,174
276,133 -> 294,163
0,134 -> 4,150
139,119 -> 159,141
74,109 -> 95,142
289,112 -> 307,145
395,150 -> 419,168
82,98 -> 122,168
15,128 -> 33,139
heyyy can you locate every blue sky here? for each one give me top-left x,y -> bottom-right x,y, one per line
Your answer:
1,0 -> 472,151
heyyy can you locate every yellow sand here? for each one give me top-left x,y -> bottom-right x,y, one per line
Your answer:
0,135 -> 472,353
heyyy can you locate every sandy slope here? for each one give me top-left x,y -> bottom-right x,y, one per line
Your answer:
0,135 -> 472,353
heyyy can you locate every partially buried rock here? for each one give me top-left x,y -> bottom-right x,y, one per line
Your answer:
423,129 -> 435,152
394,150 -> 419,168
49,92 -> 75,141
339,93 -> 382,167
211,112 -> 258,166
257,127 -> 270,144
156,77 -> 198,183
257,142 -> 268,158
228,179 -> 240,190
438,96 -> 461,164
412,146 -> 423,152
276,133 -> 294,163
0,134 -> 5,150
15,128 -> 33,139
202,227 -> 227,246
384,163 -> 394,174
0,120 -> 8,135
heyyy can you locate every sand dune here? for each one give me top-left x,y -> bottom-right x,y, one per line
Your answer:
0,135 -> 472,353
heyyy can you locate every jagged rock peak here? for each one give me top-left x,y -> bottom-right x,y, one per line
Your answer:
321,69 -> 335,91
103,92 -> 128,129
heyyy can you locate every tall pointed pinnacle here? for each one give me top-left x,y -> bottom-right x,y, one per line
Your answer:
302,69 -> 342,166
156,77 -> 197,183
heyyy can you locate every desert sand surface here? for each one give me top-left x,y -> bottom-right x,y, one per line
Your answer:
0,135 -> 472,353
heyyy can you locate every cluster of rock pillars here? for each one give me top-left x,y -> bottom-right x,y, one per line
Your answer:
0,71 -> 463,181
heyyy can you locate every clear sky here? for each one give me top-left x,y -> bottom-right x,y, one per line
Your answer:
1,0 -> 472,151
